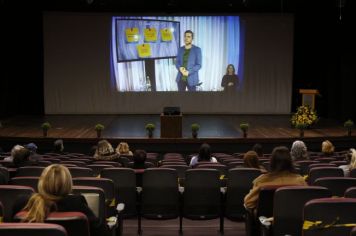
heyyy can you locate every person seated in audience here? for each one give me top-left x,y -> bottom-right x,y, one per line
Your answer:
189,143 -> 218,167
244,146 -> 307,209
116,142 -> 133,156
53,139 -> 66,155
339,148 -> 356,176
89,145 -> 98,156
24,143 -> 43,161
132,149 -> 147,169
243,151 -> 267,173
252,143 -> 264,158
93,139 -> 119,161
13,164 -> 110,236
321,140 -> 335,157
290,140 -> 308,161
4,144 -> 24,162
13,147 -> 35,168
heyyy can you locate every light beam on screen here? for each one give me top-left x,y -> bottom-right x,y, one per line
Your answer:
111,16 -> 241,92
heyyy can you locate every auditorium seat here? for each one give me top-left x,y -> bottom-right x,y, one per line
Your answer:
182,169 -> 224,234
15,211 -> 90,236
92,161 -> 121,167
10,177 -> 39,192
15,166 -> 45,177
0,166 -> 10,183
60,161 -> 87,167
0,185 -> 35,222
350,169 -> 356,178
313,177 -> 356,197
308,167 -> 344,185
345,187 -> 356,198
295,160 -> 320,175
303,198 -> 356,236
259,186 -> 331,236
139,168 -> 180,235
0,201 -> 4,222
86,164 -> 115,176
0,223 -> 68,236
225,168 -> 261,220
101,168 -> 138,218
67,167 -> 94,178
160,165 -> 190,187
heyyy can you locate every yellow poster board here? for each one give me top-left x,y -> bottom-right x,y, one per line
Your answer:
144,28 -> 158,42
160,28 -> 173,42
125,28 -> 139,43
137,44 -> 152,58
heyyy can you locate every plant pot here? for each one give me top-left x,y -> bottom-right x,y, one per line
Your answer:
192,131 -> 198,138
148,130 -> 153,138
348,129 -> 352,137
43,129 -> 48,137
299,129 -> 304,138
96,130 -> 101,138
243,131 -> 247,138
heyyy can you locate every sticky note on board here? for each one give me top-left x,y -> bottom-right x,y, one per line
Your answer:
144,28 -> 158,42
137,44 -> 152,58
125,28 -> 139,43
160,28 -> 173,42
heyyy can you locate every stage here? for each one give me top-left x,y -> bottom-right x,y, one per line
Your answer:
0,115 -> 355,154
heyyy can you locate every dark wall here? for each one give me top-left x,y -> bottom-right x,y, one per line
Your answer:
1,0 -> 355,121
1,7 -> 44,117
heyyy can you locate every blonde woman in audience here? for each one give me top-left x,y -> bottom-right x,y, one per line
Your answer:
244,146 -> 307,209
14,164 -> 110,236
321,140 -> 335,157
94,139 -> 119,161
116,142 -> 133,156
243,151 -> 267,173
339,148 -> 356,176
290,140 -> 308,161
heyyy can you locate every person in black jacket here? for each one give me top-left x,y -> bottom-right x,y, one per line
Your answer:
14,164 -> 110,236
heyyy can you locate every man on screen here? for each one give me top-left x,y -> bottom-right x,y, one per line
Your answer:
176,30 -> 202,91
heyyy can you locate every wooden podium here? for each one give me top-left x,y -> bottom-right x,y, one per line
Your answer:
160,113 -> 182,138
299,89 -> 319,109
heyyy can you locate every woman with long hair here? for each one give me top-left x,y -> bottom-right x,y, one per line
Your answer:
16,164 -> 110,236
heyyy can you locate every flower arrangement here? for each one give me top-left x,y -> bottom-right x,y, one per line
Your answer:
95,124 -> 105,131
240,123 -> 249,138
145,123 -> 155,138
41,122 -> 51,130
291,105 -> 318,128
344,119 -> 354,136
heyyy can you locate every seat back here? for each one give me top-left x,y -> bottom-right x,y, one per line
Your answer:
345,187 -> 356,198
86,164 -> 114,176
303,198 -> 356,236
72,186 -> 106,225
314,177 -> 356,197
0,223 -> 67,236
196,164 -> 228,177
0,166 -> 10,183
72,177 -> 115,217
101,168 -> 137,217
15,166 -> 45,177
273,186 -> 331,236
225,168 -> 261,220
10,177 -> 39,191
141,168 -> 179,219
16,211 -> 89,236
0,201 -> 3,222
295,161 -> 320,175
67,167 -> 94,178
183,169 -> 221,219
350,169 -> 356,178
0,185 -> 35,222
308,167 -> 344,185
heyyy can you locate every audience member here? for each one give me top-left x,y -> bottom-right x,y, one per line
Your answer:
132,149 -> 147,169
290,140 -> 308,161
243,151 -> 267,172
116,142 -> 133,156
53,139 -> 66,154
24,143 -> 43,161
13,164 -> 110,236
13,147 -> 34,168
189,143 -> 218,167
321,140 -> 335,157
244,146 -> 307,209
252,143 -> 264,157
93,140 -> 119,161
339,148 -> 356,176
4,145 -> 24,162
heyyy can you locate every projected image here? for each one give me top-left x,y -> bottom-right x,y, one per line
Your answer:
111,16 -> 242,92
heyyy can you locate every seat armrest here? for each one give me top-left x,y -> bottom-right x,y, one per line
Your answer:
259,216 -> 273,236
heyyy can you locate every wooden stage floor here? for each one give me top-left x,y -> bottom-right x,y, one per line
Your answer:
0,115 -> 354,154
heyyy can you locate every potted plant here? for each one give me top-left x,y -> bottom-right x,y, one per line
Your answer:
145,123 -> 155,138
344,119 -> 354,136
295,122 -> 308,138
41,122 -> 51,137
191,123 -> 200,138
95,124 -> 105,138
240,123 -> 249,138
